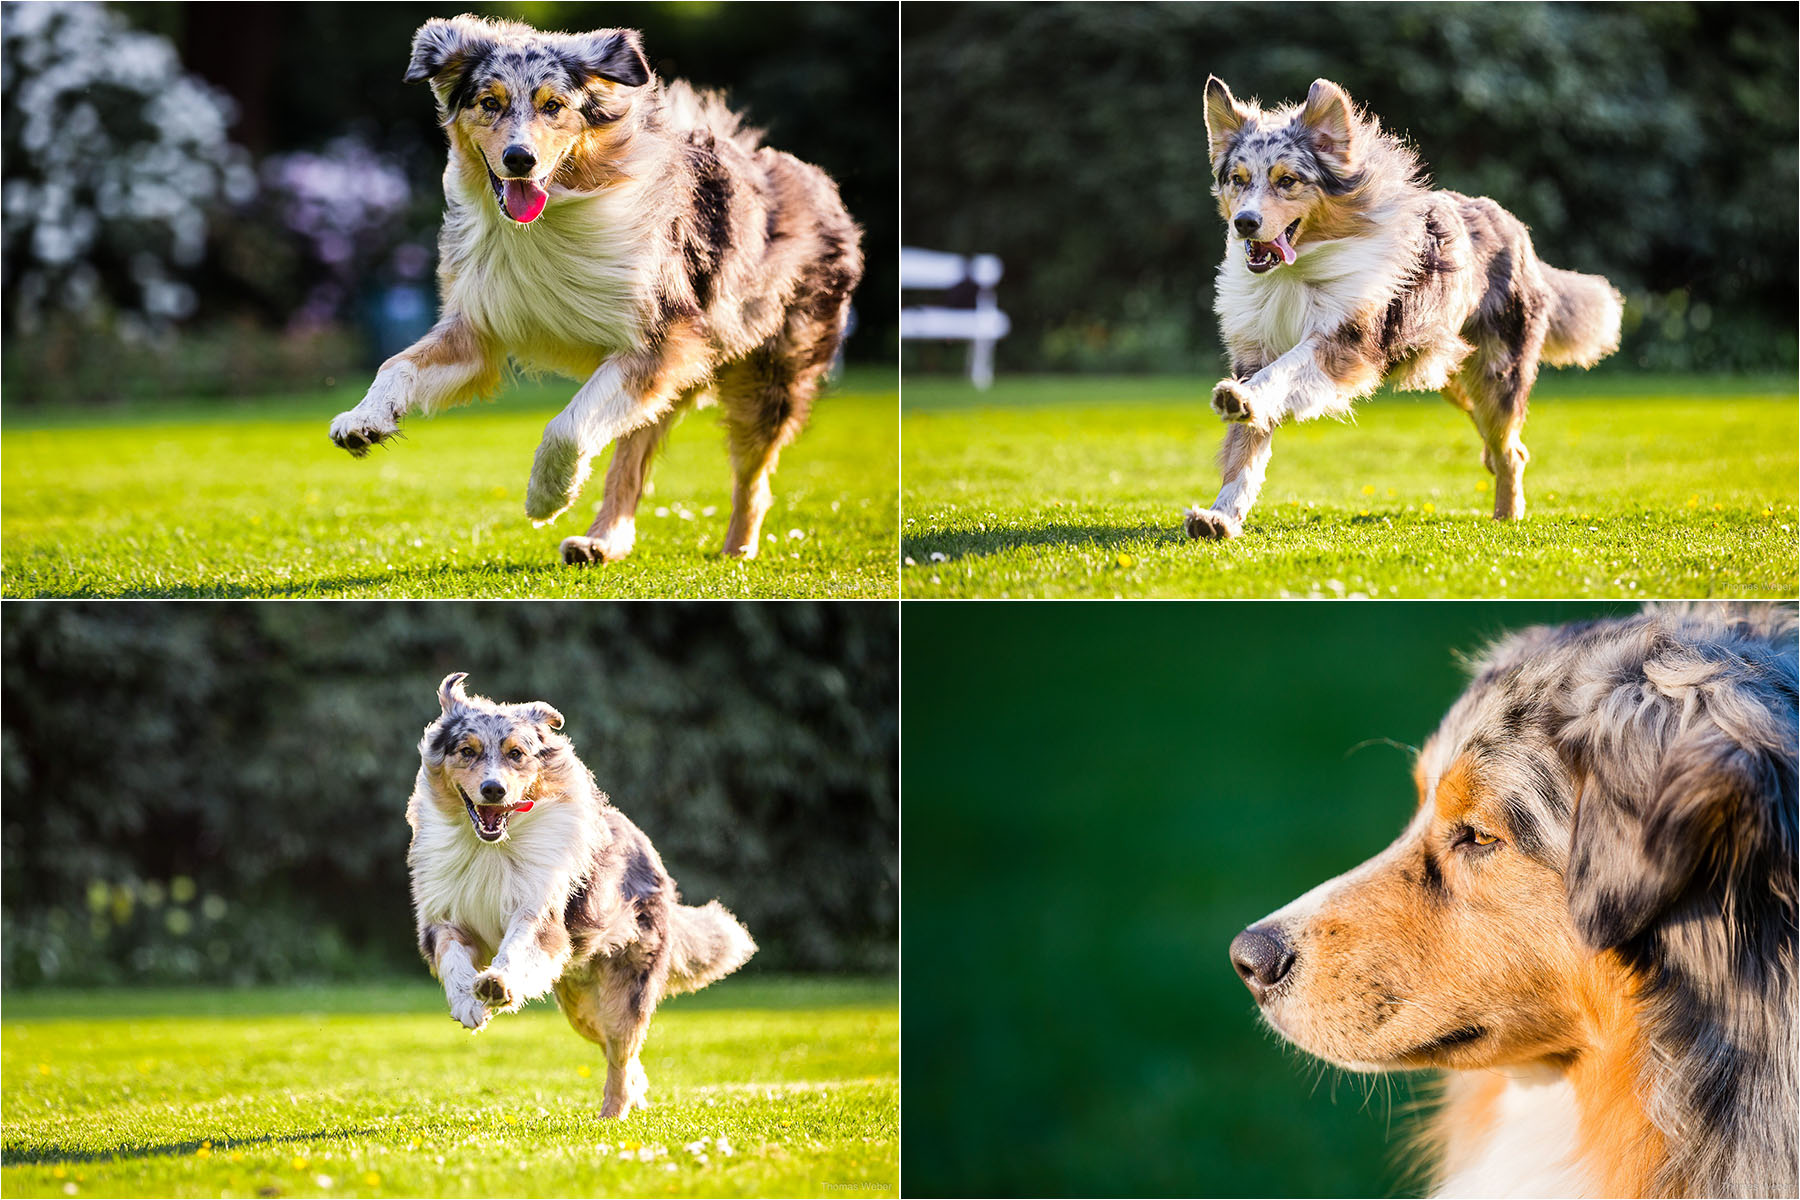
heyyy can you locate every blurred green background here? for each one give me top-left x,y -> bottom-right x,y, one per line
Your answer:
2,1 -> 897,408
900,600 -> 1645,1197
902,2 -> 1797,375
0,601 -> 897,988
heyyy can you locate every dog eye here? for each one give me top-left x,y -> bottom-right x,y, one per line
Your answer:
1471,831 -> 1498,846
480,97 -> 501,113
542,99 -> 563,116
508,748 -> 525,762
458,746 -> 477,759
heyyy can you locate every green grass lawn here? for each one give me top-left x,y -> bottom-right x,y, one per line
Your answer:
901,373 -> 1798,598
1,976 -> 896,1199
1,368 -> 897,599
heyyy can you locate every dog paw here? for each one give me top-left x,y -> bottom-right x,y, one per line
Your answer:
1210,379 -> 1266,428
329,408 -> 399,457
472,969 -> 516,1011
448,989 -> 491,1032
1184,505 -> 1243,541
559,534 -> 633,566
525,433 -> 591,525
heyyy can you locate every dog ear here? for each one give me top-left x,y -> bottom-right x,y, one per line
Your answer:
564,28 -> 650,88
438,672 -> 471,714
518,701 -> 565,733
1563,658 -> 1796,951
405,16 -> 495,93
1203,76 -> 1249,163
1298,79 -> 1359,173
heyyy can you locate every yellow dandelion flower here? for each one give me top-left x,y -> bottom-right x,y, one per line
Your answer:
504,1114 -> 517,1125
1359,509 -> 1370,517
292,1157 -> 310,1172
1475,480 -> 1488,492
1115,553 -> 1135,569
1687,495 -> 1701,508
229,1152 -> 245,1163
1422,502 -> 1436,514
37,1063 -> 50,1076
577,1065 -> 591,1078
195,1147 -> 211,1160
52,1168 -> 67,1180
364,1172 -> 382,1188
1361,485 -> 1375,496
1386,488 -> 1396,498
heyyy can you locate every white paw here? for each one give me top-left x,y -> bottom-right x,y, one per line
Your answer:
472,969 -> 517,1012
330,365 -> 414,456
1210,379 -> 1267,429
330,407 -> 400,457
448,989 -> 491,1031
559,522 -> 635,567
1184,505 -> 1243,541
525,423 -> 594,524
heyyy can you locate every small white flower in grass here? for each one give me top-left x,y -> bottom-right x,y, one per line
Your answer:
928,551 -> 947,563
683,1140 -> 709,1155
903,556 -> 916,567
702,505 -> 717,517
313,1175 -> 334,1188
654,507 -> 670,518
715,1136 -> 734,1157
787,528 -> 805,540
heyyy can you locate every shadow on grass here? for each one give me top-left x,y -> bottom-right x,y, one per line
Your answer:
3,1127 -> 377,1168
903,519 -> 1184,563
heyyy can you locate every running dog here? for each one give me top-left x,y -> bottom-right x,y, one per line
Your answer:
1229,604 -> 1797,1196
1185,77 -> 1624,540
409,673 -> 756,1117
330,15 -> 862,565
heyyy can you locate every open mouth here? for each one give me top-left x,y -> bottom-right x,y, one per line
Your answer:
483,159 -> 550,225
457,784 -> 535,842
1244,220 -> 1301,274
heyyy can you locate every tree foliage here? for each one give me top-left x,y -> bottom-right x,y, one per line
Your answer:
902,2 -> 1797,373
1,602 -> 897,986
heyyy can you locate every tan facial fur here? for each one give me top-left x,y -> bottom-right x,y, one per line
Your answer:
1204,76 -> 1374,250
434,727 -> 546,815
450,81 -> 589,188
1252,751 -> 1608,1074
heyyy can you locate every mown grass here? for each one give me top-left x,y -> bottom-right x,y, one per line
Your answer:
1,368 -> 897,599
900,373 -> 1798,598
1,976 -> 896,1199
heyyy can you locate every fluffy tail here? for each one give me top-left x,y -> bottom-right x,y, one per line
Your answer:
665,900 -> 757,996
1541,264 -> 1624,368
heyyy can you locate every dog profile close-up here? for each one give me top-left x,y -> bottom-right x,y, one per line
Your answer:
1185,76 -> 1624,541
330,14 -> 863,566
1230,604 -> 1797,1197
408,673 -> 756,1118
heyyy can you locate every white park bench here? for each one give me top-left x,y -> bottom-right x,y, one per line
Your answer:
899,247 -> 1011,389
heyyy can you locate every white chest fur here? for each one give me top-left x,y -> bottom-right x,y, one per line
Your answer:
408,794 -> 585,957
1437,1072 -> 1592,1199
1213,227 -> 1415,364
437,164 -> 657,372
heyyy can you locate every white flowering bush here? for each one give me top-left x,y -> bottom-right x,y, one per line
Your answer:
1,1 -> 254,334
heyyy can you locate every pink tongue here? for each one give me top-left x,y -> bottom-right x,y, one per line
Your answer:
503,179 -> 548,223
1273,231 -> 1296,265
512,800 -> 534,813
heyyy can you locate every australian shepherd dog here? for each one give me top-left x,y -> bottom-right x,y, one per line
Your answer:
330,15 -> 863,565
1185,77 -> 1624,540
408,673 -> 756,1117
1230,604 -> 1797,1197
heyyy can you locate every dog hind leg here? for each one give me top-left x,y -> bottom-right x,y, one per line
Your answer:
1457,332 -> 1542,521
559,396 -> 695,566
716,323 -> 835,560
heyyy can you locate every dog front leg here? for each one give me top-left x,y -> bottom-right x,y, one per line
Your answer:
524,318 -> 712,536
330,314 -> 500,456
1209,333 -> 1376,431
421,920 -> 492,1032
1185,423 -> 1275,540
471,910 -> 571,1016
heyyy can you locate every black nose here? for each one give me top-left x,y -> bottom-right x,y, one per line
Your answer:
480,781 -> 507,804
1233,211 -> 1262,237
501,145 -> 536,176
1229,924 -> 1294,1001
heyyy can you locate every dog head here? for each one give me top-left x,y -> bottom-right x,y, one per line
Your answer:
1203,76 -> 1369,274
1230,607 -> 1797,1080
419,672 -> 570,843
406,14 -> 651,224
